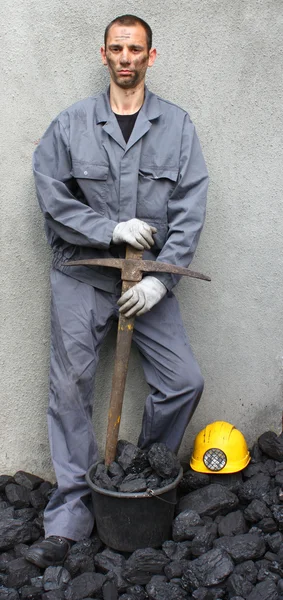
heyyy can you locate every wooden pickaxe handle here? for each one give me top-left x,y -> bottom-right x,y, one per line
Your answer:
104,245 -> 143,466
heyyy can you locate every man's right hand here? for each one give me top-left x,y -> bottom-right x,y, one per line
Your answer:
112,218 -> 157,250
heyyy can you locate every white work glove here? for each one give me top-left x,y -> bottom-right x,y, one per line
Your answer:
112,218 -> 157,250
118,276 -> 167,317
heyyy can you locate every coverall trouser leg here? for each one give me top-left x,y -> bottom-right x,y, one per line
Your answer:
44,269 -> 204,540
44,270 -> 115,540
133,291 -> 204,453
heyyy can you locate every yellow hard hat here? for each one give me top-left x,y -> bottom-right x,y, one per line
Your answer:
190,421 -> 251,474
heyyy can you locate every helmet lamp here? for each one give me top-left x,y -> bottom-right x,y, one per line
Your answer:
203,448 -> 227,471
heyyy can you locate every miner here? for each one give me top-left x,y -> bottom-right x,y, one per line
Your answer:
26,14 -> 208,567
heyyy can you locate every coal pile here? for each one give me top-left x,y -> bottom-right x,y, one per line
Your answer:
2,432 -> 283,598
91,441 -> 181,493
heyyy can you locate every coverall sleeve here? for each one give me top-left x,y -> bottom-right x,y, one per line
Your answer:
154,114 -> 209,290
33,118 -> 117,248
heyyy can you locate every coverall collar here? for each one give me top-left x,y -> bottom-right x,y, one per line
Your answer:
95,86 -> 162,152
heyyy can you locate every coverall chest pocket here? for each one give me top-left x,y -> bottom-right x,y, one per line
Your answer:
137,166 -> 178,221
72,162 -> 109,215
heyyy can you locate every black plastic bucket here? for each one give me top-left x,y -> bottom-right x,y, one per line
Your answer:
86,463 -> 183,552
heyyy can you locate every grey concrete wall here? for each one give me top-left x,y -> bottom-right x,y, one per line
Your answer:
1,0 -> 283,479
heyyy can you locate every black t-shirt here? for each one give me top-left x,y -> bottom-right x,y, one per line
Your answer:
114,110 -> 140,143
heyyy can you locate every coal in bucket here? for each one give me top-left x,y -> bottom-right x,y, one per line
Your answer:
86,462 -> 183,552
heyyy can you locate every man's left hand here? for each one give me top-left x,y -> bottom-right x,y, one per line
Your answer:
118,276 -> 167,318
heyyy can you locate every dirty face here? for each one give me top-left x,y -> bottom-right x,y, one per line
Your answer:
101,23 -> 156,89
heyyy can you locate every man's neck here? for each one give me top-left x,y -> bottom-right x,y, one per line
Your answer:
109,80 -> 145,115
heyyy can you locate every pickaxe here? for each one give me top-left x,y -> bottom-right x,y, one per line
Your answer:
67,247 -> 210,466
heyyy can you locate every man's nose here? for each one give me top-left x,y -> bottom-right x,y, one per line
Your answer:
120,49 -> 131,64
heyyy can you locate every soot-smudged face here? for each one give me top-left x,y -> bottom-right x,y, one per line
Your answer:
101,23 -> 156,89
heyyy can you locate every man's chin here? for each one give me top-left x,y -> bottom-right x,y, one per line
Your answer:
116,79 -> 137,89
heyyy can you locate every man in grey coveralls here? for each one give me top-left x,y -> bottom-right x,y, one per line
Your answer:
26,14 -> 209,567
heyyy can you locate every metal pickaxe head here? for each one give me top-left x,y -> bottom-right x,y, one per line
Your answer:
66,246 -> 211,284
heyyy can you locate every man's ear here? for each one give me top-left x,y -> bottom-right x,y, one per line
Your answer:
100,46 -> 108,66
148,47 -> 157,67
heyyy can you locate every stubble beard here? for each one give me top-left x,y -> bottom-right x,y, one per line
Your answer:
107,56 -> 149,90
115,71 -> 140,89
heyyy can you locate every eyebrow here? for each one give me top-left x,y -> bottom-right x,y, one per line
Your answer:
108,43 -> 145,50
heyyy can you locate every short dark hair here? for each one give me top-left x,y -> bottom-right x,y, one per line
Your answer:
104,15 -> 152,51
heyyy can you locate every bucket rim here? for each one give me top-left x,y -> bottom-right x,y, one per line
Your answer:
86,461 -> 183,499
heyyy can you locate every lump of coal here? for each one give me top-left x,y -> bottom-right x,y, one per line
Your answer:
264,459 -> 276,477
125,584 -> 147,599
181,547 -> 234,591
43,567 -> 71,592
191,588 -> 226,599
123,548 -> 169,585
14,472 -> 44,491
69,536 -> 102,558
5,486 -> 30,509
159,477 -> 175,488
246,578 -> 278,600
243,462 -> 267,479
226,573 -> 254,598
164,558 -> 189,579
217,510 -> 247,536
94,548 -> 126,592
63,553 -> 94,577
244,499 -> 272,523
177,484 -> 239,518
29,489 -> 47,511
191,523 -> 218,557
115,439 -> 129,459
258,431 -> 283,462
0,508 -> 40,551
116,443 -> 149,475
0,587 -> 20,600
265,532 -> 283,553
146,474 -> 161,490
110,474 -> 124,488
0,552 -> 14,572
20,585 -> 43,599
0,475 -> 14,492
102,576 -> 118,600
213,533 -> 266,563
118,478 -> 147,493
238,474 -> 271,502
94,547 -> 126,572
178,468 -> 210,494
38,481 -> 53,499
108,462 -> 124,479
271,505 -> 283,530
172,509 -> 203,542
92,465 -> 116,491
42,590 -> 65,600
64,572 -> 105,600
162,540 -> 191,561
43,566 -> 71,591
6,557 -> 40,588
145,578 -> 187,599
256,517 -> 277,533
234,560 -> 258,584
148,444 -> 180,479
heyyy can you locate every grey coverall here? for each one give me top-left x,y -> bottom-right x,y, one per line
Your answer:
33,87 -> 209,540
